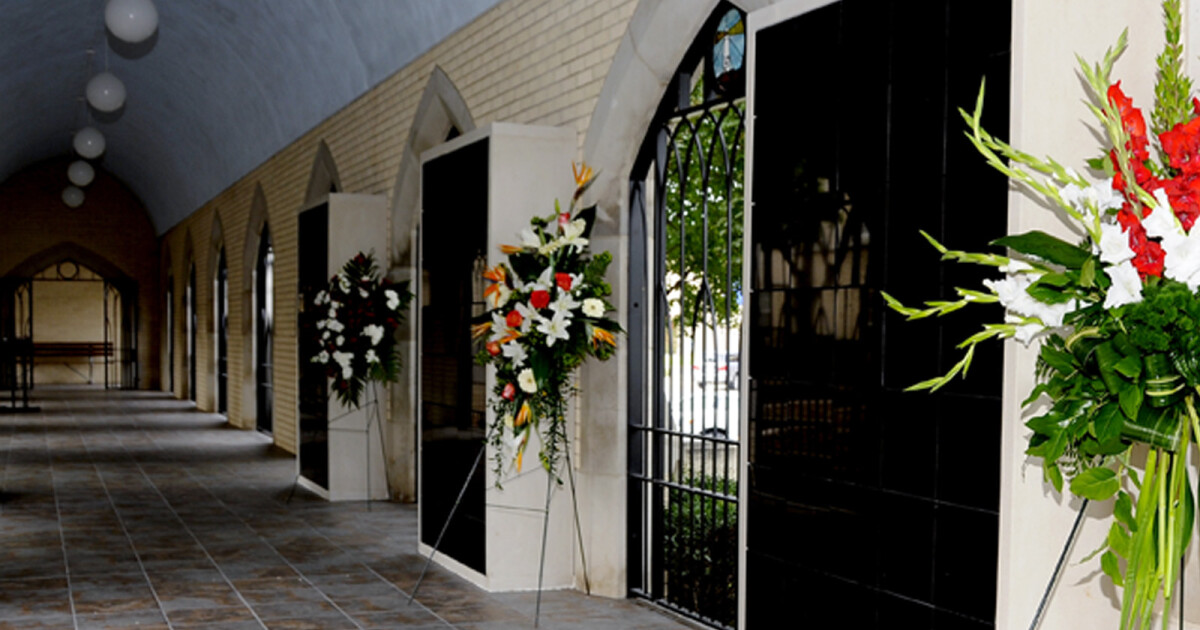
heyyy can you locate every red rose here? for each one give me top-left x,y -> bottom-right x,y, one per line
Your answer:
506,310 -> 523,328
486,341 -> 501,356
555,272 -> 572,291
530,290 -> 550,309
502,383 -> 516,401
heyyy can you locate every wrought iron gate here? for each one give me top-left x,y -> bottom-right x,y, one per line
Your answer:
629,6 -> 745,628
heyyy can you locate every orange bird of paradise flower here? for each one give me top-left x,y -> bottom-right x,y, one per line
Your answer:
482,264 -> 508,306
471,322 -> 492,340
592,327 -> 616,349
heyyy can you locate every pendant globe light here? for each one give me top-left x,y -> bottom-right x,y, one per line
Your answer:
74,127 -> 106,159
62,186 -> 85,208
68,160 -> 95,187
86,72 -> 126,112
105,0 -> 158,44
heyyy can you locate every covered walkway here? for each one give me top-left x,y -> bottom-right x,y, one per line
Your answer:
0,387 -> 693,630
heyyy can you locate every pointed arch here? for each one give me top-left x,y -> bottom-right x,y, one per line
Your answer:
209,211 -> 226,280
3,241 -> 130,279
390,66 -> 475,266
239,183 -> 271,429
385,65 -> 475,502
209,210 -> 229,415
305,140 -> 343,206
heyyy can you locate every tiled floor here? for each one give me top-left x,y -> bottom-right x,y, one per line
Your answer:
0,386 -> 698,630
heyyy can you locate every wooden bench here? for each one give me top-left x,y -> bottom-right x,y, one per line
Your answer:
33,342 -> 113,384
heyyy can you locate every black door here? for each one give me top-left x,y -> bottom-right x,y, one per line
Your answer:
745,1 -> 1009,626
188,266 -> 197,401
420,138 -> 488,574
217,249 -> 228,415
256,227 -> 274,434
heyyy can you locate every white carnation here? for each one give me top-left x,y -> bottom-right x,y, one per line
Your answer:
582,298 -> 605,318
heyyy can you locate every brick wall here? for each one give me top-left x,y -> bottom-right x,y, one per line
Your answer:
160,0 -> 638,453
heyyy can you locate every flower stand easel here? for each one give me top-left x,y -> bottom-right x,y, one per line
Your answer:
409,163 -> 619,626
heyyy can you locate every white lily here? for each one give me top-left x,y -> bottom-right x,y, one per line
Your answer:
537,310 -> 572,347
560,219 -> 589,252
502,341 -> 527,367
550,290 -> 580,314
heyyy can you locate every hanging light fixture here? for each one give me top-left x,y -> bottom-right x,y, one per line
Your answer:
86,71 -> 126,112
68,160 -> 95,187
105,0 -> 158,44
62,186 -> 86,208
74,127 -> 106,159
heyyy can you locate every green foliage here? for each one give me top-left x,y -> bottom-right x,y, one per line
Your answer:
1152,0 -> 1193,136
662,95 -> 745,327
662,475 -> 738,627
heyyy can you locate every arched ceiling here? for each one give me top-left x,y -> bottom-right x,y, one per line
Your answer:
0,0 -> 502,234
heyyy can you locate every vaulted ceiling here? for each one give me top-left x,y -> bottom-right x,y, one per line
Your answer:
1,0 -> 503,234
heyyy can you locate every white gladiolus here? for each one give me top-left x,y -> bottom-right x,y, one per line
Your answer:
363,324 -> 385,346
983,272 -> 1078,330
338,275 -> 351,293
518,368 -> 537,393
365,349 -> 379,365
314,350 -> 329,364
1097,221 -> 1135,265
359,288 -> 369,298
1104,261 -> 1144,309
582,298 -> 605,318
316,319 -> 327,330
385,289 -> 400,310
326,319 -> 344,333
336,335 -> 345,346
1144,189 -> 1200,290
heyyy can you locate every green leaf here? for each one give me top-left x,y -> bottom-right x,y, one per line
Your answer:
1114,490 -> 1137,533
1094,404 -> 1124,444
1040,346 -> 1077,376
1045,463 -> 1064,493
1101,550 -> 1123,586
992,231 -> 1091,268
1118,383 -> 1142,422
1070,467 -> 1120,501
1080,257 -> 1096,287
1107,520 -> 1131,557
1113,355 -> 1142,379
1121,405 -> 1182,452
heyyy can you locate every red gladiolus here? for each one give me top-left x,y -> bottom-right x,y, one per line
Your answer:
502,383 -> 516,401
530,290 -> 550,309
506,310 -> 523,328
486,341 -> 501,356
555,272 -> 572,291
1109,82 -> 1150,160
1117,205 -> 1165,279
1160,116 -> 1200,174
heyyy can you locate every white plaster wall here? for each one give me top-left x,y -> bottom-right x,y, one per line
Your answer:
1000,2 -> 1200,628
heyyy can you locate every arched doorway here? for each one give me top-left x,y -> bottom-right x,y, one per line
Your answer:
2,243 -> 140,392
627,4 -> 745,627
166,276 -> 174,393
255,226 -> 274,434
187,264 -> 197,402
216,248 -> 228,416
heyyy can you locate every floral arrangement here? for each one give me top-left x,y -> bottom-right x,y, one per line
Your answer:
883,2 -> 1200,627
308,251 -> 413,408
473,163 -> 621,480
